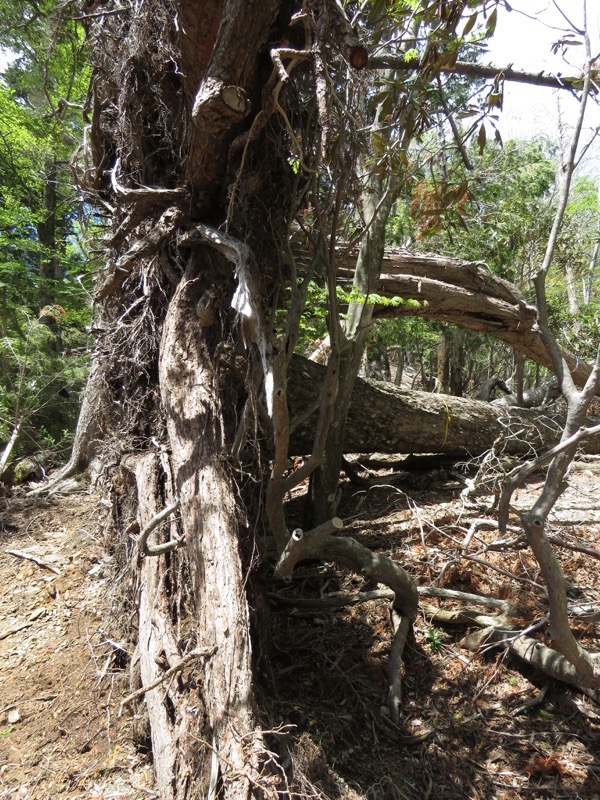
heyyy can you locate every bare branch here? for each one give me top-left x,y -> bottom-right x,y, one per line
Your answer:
367,55 -> 591,94
136,500 -> 182,557
119,646 -> 216,715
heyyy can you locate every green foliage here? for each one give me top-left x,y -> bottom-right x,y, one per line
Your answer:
0,312 -> 89,462
425,625 -> 444,653
336,284 -> 419,310
292,281 -> 421,354
0,1 -> 92,468
396,138 -> 556,282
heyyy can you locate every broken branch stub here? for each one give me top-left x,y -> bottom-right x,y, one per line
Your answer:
274,517 -> 344,581
274,517 -> 418,619
192,78 -> 250,123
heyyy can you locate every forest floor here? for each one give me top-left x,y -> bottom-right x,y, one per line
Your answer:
1,457 -> 600,799
0,491 -> 153,799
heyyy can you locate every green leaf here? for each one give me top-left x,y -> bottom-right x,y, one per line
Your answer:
462,13 -> 478,37
477,122 -> 487,154
485,8 -> 498,38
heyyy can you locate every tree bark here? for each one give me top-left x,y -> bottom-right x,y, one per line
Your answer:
288,355 -> 600,457
75,0 -> 288,796
159,264 -> 259,797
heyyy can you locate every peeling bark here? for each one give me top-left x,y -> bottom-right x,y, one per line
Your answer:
159,266 -> 260,797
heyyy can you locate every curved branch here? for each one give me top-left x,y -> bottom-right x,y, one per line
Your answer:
137,499 -> 182,556
275,520 -> 418,723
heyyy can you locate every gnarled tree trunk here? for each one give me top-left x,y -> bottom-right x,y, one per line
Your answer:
70,0 -> 289,795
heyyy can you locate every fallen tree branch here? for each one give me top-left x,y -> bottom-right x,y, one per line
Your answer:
420,603 -> 513,630
461,626 -> 600,702
270,585 -> 520,616
548,534 -> 600,561
6,549 -> 61,575
332,248 -> 598,393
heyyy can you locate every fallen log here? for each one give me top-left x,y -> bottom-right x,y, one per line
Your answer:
288,355 -> 600,457
335,248 -> 596,392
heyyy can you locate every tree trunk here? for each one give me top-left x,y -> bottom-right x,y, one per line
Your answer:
437,330 -> 450,394
306,164 -> 397,525
70,0 -> 288,795
564,262 -> 580,316
159,264 -> 259,797
450,327 -> 465,397
288,355 -> 600,457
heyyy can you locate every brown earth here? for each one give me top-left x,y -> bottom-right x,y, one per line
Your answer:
0,491 -> 152,799
1,459 -> 600,800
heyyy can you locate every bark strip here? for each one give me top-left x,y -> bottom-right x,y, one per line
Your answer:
159,266 -> 260,798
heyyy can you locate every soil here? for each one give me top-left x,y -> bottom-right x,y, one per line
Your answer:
0,491 -> 153,799
1,458 -> 600,800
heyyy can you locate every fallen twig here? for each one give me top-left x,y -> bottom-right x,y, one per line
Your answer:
0,622 -> 33,640
547,534 -> 600,561
268,585 -> 519,616
461,626 -> 600,701
512,682 -> 550,715
420,603 -> 513,630
6,549 -> 61,575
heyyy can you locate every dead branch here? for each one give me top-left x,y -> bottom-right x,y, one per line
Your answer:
110,158 -> 187,202
547,534 -> 600,561
135,499 -> 182,556
462,626 -> 600,702
333,249 -> 599,393
269,585 -> 519,616
119,646 -> 216,716
0,622 -> 33,640
6,549 -> 61,575
367,55 -> 591,93
275,521 -> 418,723
274,517 -> 344,580
421,604 -> 513,630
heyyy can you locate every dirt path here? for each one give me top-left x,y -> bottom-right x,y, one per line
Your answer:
0,492 -> 152,799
